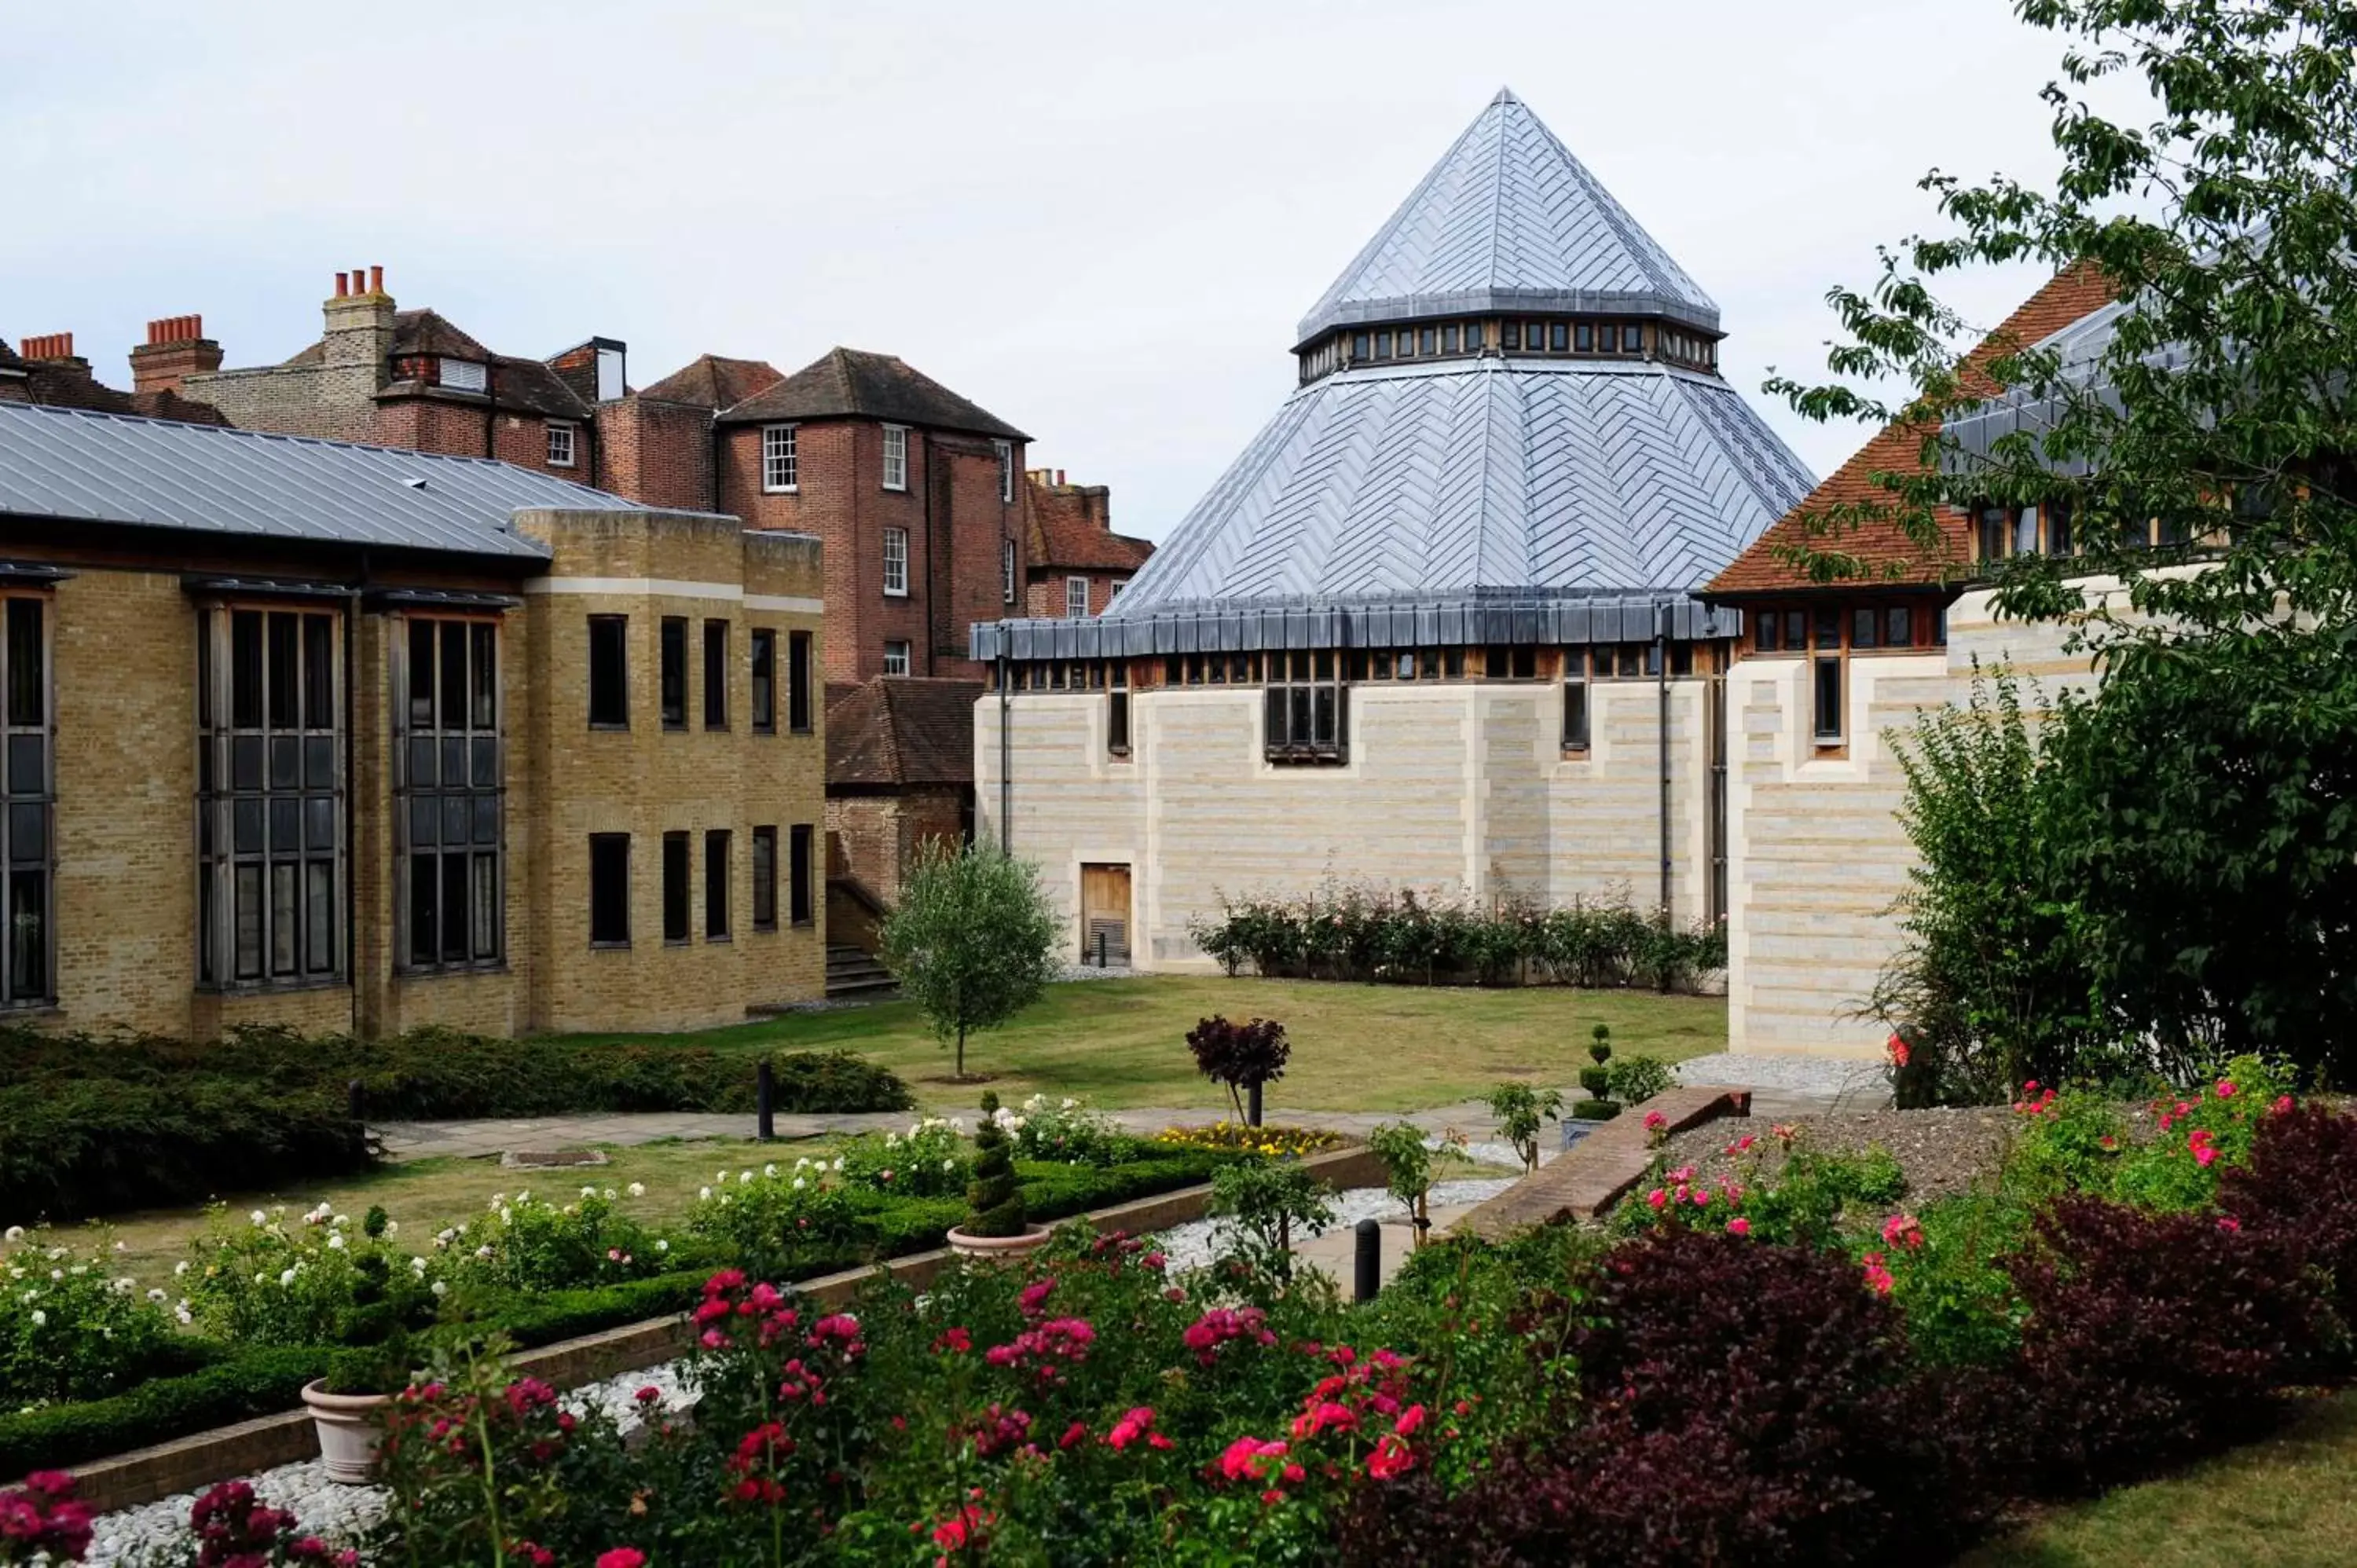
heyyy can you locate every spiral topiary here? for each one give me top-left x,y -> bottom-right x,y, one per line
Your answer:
1573,1022 -> 1621,1120
964,1090 -> 1028,1237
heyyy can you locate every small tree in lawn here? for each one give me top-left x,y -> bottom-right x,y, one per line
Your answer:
1185,1016 -> 1291,1123
880,841 -> 1061,1082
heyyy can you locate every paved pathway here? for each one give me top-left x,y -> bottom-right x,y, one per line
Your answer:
373,1053 -> 1883,1163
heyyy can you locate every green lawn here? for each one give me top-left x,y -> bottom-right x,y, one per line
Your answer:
562,976 -> 1726,1115
1959,1392 -> 2357,1567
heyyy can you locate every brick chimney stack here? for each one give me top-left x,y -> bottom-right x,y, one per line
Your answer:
16,333 -> 88,373
129,315 -> 224,397
321,265 -> 396,392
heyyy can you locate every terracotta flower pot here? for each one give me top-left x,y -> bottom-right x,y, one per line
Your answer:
302,1379 -> 390,1484
946,1223 -> 1051,1261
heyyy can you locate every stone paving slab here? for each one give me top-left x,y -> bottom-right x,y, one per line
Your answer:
1456,1086 -> 1751,1238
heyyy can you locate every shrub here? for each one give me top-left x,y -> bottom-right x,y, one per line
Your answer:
440,1186 -> 670,1295
0,1344 -> 328,1477
1482,1083 -> 1563,1172
1184,1016 -> 1291,1121
181,1203 -> 439,1348
1998,1193 -> 2337,1495
1365,1123 -> 1435,1243
1601,1051 -> 1676,1108
2220,1099 -> 2357,1343
838,1116 -> 968,1199
0,1231 -> 181,1408
684,1162 -> 862,1281
966,1091 -> 1028,1237
1008,1095 -> 1128,1166
1208,1161 -> 1333,1281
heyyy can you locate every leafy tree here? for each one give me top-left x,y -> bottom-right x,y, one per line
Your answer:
1483,1083 -> 1564,1172
1776,0 -> 2357,1083
878,841 -> 1060,1081
1183,1016 -> 1291,1122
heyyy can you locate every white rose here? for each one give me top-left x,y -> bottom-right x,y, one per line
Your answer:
1,1226 -> 20,1244
249,1211 -> 267,1226
175,1305 -> 192,1325
627,1183 -> 645,1199
331,1214 -> 348,1229
175,1261 -> 190,1277
654,1239 -> 668,1253
278,1269 -> 298,1288
383,1221 -> 398,1236
581,1187 -> 598,1200
489,1194 -> 507,1209
28,1310 -> 43,1328
943,1160 -> 955,1173
327,1234 -> 346,1251
147,1288 -> 166,1302
475,1245 -> 493,1259
764,1164 -> 778,1178
699,1186 -> 713,1200
739,1171 -> 753,1185
499,1208 -> 514,1225
431,1281 -> 449,1298
832,1158 -> 845,1173
792,1178 -> 806,1190
716,1170 -> 728,1185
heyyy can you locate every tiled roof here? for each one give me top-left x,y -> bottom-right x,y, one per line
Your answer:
1296,88 -> 1718,347
826,676 -> 982,787
1028,483 -> 1154,574
720,347 -> 1028,441
11,357 -> 229,427
1105,357 -> 1812,616
281,310 -> 592,419
0,401 -> 650,559
1705,264 -> 2117,595
638,354 -> 785,411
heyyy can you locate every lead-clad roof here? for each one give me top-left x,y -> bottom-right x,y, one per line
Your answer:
1104,357 -> 1812,616
0,401 -> 653,559
1295,88 -> 1720,347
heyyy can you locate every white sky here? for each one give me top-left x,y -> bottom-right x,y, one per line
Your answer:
2,0 -> 2118,539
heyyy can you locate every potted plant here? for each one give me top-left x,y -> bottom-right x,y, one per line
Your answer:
302,1327 -> 416,1484
947,1093 -> 1049,1259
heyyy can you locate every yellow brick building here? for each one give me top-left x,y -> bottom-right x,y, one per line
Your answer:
0,401 -> 826,1039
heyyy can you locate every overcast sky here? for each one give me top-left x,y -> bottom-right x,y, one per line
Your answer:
4,0 -> 2117,538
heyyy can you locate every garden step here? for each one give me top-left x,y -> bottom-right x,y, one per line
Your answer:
825,946 -> 897,998
1454,1086 -> 1751,1238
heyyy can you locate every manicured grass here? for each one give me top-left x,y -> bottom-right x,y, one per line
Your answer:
1959,1392 -> 2357,1567
561,976 -> 1726,1115
93,1138 -> 808,1295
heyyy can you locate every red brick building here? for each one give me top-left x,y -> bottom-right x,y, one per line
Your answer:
1023,469 -> 1154,618
0,329 -> 229,425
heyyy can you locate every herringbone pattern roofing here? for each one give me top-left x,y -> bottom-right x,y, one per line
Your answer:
1109,359 -> 1814,614
1296,88 -> 1718,346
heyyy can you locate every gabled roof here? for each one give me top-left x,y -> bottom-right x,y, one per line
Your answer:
720,347 -> 1028,441
1705,264 -> 2117,595
3,349 -> 229,427
1105,358 -> 1812,615
826,676 -> 982,788
1028,483 -> 1154,574
638,354 -> 786,411
1295,88 -> 1718,347
281,308 -> 489,367
0,401 -> 650,560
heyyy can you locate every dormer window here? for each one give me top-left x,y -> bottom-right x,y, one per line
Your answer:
1501,321 -> 1520,350
1374,331 -> 1393,360
1621,324 -> 1643,353
440,359 -> 488,394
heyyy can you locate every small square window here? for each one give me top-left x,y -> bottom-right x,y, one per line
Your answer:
545,421 -> 575,468
1441,324 -> 1459,353
882,425 -> 908,491
883,640 -> 911,677
1501,321 -> 1521,350
1549,322 -> 1569,351
1462,321 -> 1484,350
1575,322 -> 1594,351
1419,327 -> 1436,354
1622,324 -> 1643,352
1525,321 -> 1544,350
1374,331 -> 1393,360
1352,332 -> 1370,360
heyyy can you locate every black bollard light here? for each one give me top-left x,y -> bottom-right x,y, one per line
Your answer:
1247,1079 -> 1263,1128
346,1078 -> 365,1125
1354,1218 -> 1381,1302
1096,929 -> 1108,969
756,1057 -> 775,1141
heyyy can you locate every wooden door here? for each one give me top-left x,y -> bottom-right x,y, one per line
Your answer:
1080,864 -> 1132,965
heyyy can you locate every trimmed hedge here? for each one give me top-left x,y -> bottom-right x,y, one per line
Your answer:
6,1147 -> 1241,1474
0,1027 -> 913,1225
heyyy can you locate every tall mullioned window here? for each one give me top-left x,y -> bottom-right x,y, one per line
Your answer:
1263,649 -> 1346,763
398,617 -> 502,971
0,599 -> 50,1005
198,605 -> 343,987
761,425 -> 797,492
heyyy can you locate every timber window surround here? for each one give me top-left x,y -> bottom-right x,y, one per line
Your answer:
0,599 -> 50,1006
198,605 -> 343,988
1065,576 -> 1090,618
752,826 -> 778,930
750,630 -> 776,733
789,823 -> 814,925
1263,649 -> 1346,764
883,640 -> 911,676
761,425 -> 798,493
398,617 -> 503,973
882,528 -> 910,596
882,425 -> 908,491
588,833 -> 629,946
702,619 -> 728,730
1812,607 -> 1844,743
1002,540 -> 1016,604
787,631 -> 813,732
659,617 -> 687,729
588,616 -> 628,727
545,421 -> 576,468
995,440 -> 1014,503
1562,665 -> 1590,752
1107,662 -> 1131,757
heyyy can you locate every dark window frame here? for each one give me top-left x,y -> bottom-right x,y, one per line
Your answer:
787,631 -> 814,733
587,615 -> 629,728
396,614 -> 505,975
752,825 -> 778,930
659,617 -> 687,731
588,833 -> 630,946
789,823 -> 815,925
705,828 -> 731,940
662,830 -> 691,944
1263,648 -> 1347,764
750,629 -> 777,735
702,618 -> 728,730
0,596 -> 52,1006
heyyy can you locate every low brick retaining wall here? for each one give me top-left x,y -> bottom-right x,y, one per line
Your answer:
68,1143 -> 1385,1513
1457,1087 -> 1750,1239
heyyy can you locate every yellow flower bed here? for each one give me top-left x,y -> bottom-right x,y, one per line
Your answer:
1153,1121 -> 1346,1159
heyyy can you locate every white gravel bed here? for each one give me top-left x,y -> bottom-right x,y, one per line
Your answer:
1055,962 -> 1134,981
90,1181 -> 1519,1559
86,1365 -> 702,1565
1676,1052 -> 1887,1097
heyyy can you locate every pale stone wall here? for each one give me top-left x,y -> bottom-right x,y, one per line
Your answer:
1722,584 -> 2106,1060
976,677 -> 1719,972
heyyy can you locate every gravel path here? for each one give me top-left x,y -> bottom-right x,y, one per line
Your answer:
1676,1053 -> 1890,1099
1655,1106 -> 2025,1206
